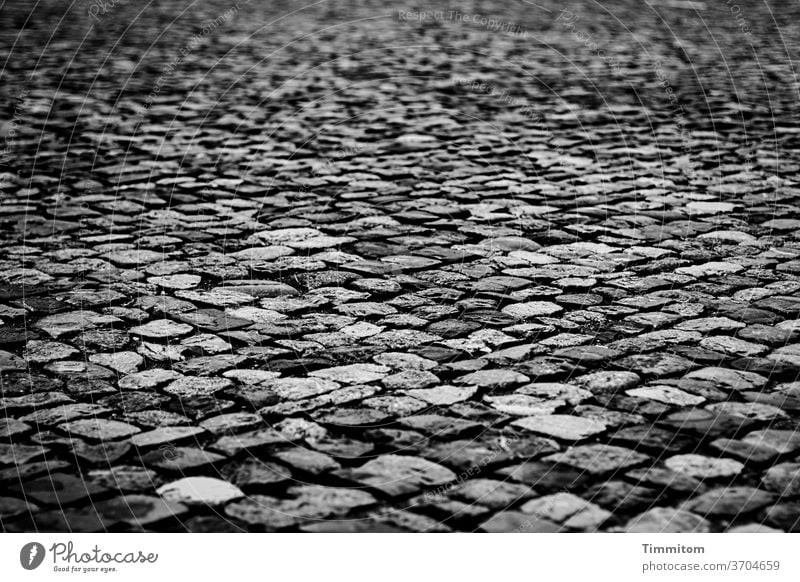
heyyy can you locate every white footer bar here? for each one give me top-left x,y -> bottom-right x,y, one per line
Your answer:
1,533 -> 797,582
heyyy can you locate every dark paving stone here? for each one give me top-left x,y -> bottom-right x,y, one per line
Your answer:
9,473 -> 107,506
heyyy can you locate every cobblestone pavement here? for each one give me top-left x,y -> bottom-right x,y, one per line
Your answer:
1,0 -> 800,532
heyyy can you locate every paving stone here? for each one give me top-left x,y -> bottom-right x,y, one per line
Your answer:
585,480 -> 658,513
659,408 -> 756,438
12,397 -> 90,423
484,394 -> 563,416
94,494 -> 188,526
210,428 -> 286,457
224,459 -> 292,489
259,377 -> 338,401
0,443 -> 50,466
163,376 -> 233,398
358,395 -> 424,417
762,463 -> 800,497
479,511 -> 563,533
447,478 -> 536,510
760,503 -> 800,531
226,485 -> 375,529
58,418 -> 141,441
10,473 -> 106,505
0,459 -> 70,485
157,477 -> 244,506
271,447 -> 341,475
455,369 -> 529,390
520,383 -> 592,405
768,344 -> 800,367
502,301 -> 563,319
23,340 -> 79,363
174,354 -> 247,376
4,508 -> 109,533
176,288 -> 256,307
130,426 -> 206,449
0,371 -> 63,395
0,350 -> 27,371
373,352 -> 438,370
426,436 -> 558,473
512,415 -> 607,440
544,444 -> 648,475
573,371 -> 641,393
177,309 -> 252,332
521,492 -> 612,530
665,454 -> 744,480
181,334 -> 233,355
124,409 -> 190,428
685,367 -> 767,391
0,414 -> 31,439
710,438 -> 782,464
382,369 -> 440,391
700,336 -> 768,358
335,454 -> 456,497
742,430 -> 800,455
313,407 -> 390,428
676,262 -> 744,278
398,415 -> 482,439
676,317 -> 746,333
308,435 -> 374,459
129,319 -> 194,340
623,507 -> 711,533
199,412 -> 262,435
0,496 -> 39,519
119,369 -> 183,391
404,385 -> 477,406
737,324 -> 795,346
88,351 -> 144,374
706,401 -> 787,421
615,353 -> 697,377
727,523 -> 782,533
147,274 -> 202,290
626,385 -> 705,406
35,311 -> 121,338
684,486 -> 775,517
309,364 -> 390,384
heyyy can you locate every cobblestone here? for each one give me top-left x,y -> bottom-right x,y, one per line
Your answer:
0,0 -> 798,533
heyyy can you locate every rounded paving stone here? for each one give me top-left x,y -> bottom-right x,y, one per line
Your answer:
157,476 -> 244,506
119,369 -> 183,391
664,454 -> 744,480
623,507 -> 711,533
23,340 -> 79,364
455,369 -> 530,390
684,486 -> 775,517
224,485 -> 375,528
163,377 -> 233,398
129,319 -> 194,340
512,415 -> 608,440
626,385 -> 705,407
574,371 -> 641,393
381,369 -> 439,391
404,385 -> 477,406
58,418 -> 141,441
484,394 -> 563,416
501,301 -> 563,319
147,274 -> 202,290
334,454 -> 456,497
309,364 -> 390,384
762,463 -> 800,497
